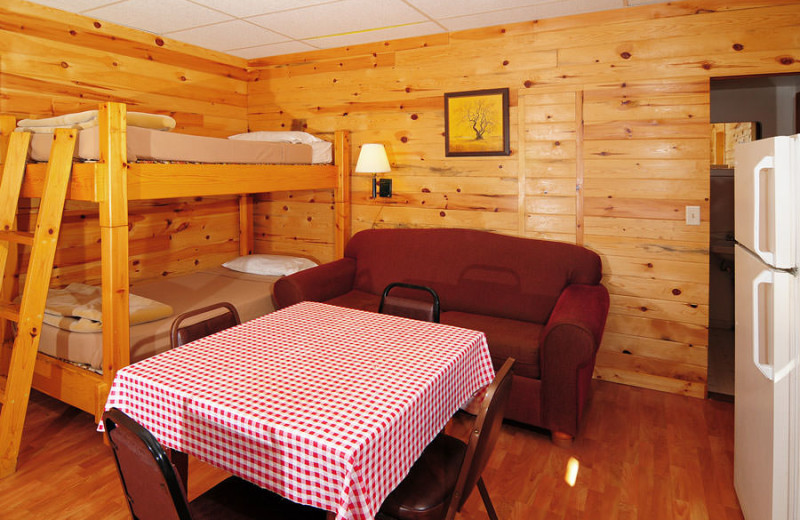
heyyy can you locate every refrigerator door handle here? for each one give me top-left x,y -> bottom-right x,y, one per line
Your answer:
773,359 -> 797,383
752,270 -> 774,380
751,155 -> 775,266
751,269 -> 797,382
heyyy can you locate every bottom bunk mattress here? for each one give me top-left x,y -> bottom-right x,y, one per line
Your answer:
38,266 -> 280,371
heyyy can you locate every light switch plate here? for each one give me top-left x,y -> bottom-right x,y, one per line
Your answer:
686,205 -> 700,225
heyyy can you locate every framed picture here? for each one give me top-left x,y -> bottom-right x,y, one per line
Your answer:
444,88 -> 510,157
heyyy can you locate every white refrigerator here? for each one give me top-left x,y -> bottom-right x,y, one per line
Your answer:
734,135 -> 799,520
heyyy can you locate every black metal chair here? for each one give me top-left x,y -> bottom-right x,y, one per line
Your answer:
377,358 -> 515,520
103,408 -> 326,520
169,302 -> 241,349
378,282 -> 440,323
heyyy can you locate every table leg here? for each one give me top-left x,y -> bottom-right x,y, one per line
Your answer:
169,449 -> 189,490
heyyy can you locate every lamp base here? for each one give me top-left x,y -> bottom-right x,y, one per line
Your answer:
378,178 -> 392,198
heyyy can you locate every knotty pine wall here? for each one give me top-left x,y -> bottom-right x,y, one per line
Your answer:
248,0 -> 800,397
2,0 -> 800,397
1,0 -> 249,286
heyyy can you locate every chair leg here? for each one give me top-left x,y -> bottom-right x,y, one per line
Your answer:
169,449 -> 189,491
477,477 -> 499,520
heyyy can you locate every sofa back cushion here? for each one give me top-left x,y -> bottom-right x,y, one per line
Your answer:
345,228 -> 601,323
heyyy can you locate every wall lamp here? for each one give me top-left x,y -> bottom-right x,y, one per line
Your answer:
355,143 -> 391,198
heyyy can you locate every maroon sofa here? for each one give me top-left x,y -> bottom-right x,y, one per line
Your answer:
274,228 -> 609,441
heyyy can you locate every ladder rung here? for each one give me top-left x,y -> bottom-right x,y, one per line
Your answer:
0,302 -> 20,323
0,230 -> 34,246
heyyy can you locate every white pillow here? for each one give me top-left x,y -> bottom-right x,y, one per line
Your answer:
227,131 -> 323,144
222,254 -> 318,276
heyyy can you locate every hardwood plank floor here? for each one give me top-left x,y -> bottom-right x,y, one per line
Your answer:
0,380 -> 742,519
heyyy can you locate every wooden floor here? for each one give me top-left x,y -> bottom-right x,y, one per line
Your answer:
0,380 -> 743,519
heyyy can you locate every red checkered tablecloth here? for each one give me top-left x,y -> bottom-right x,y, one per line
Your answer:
103,301 -> 494,520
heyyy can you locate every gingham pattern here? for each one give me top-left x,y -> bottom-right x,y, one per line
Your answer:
104,301 -> 494,520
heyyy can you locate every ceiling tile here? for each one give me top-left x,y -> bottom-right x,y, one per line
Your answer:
230,41 -> 318,60
247,0 -> 428,40
306,21 -> 443,49
20,0 -> 117,12
166,20 -> 287,51
20,0 -> 660,60
188,0 -> 334,19
439,6 -> 547,33
439,0 -> 622,32
406,0 -> 554,20
84,0 -> 232,35
572,0 -> 625,12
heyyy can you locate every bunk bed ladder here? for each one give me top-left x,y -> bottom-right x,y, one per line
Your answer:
0,129 -> 76,477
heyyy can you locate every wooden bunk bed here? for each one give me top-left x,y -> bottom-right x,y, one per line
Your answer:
0,102 -> 351,476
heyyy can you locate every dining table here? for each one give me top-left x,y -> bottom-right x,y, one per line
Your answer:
102,301 -> 495,520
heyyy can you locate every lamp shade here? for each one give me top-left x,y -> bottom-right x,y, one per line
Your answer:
355,143 -> 391,173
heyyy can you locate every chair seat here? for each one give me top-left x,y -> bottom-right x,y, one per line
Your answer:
379,434 -> 467,520
191,476 -> 327,520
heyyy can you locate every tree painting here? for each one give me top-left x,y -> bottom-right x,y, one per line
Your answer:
445,89 -> 510,156
463,99 -> 496,140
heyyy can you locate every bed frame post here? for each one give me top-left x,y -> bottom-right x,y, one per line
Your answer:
0,116 -> 18,363
334,130 -> 351,259
239,195 -> 254,256
0,115 -> 16,166
97,102 -> 130,415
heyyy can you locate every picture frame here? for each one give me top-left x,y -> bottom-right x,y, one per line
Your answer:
444,88 -> 510,157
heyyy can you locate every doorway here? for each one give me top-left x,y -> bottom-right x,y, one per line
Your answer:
708,74 -> 800,398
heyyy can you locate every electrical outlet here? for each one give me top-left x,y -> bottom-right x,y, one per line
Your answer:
686,205 -> 701,226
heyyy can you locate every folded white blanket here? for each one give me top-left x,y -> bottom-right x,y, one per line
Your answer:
16,110 -> 176,134
43,283 -> 173,333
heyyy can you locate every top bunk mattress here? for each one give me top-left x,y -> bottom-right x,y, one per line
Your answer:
27,126 -> 333,164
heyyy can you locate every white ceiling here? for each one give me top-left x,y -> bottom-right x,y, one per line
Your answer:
25,0 -> 665,60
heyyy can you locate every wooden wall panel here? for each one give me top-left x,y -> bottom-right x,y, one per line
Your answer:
253,191 -> 336,264
1,0 -> 249,287
0,1 -> 249,136
248,0 -> 800,397
519,90 -> 579,244
582,78 -> 711,397
16,198 -> 240,288
4,0 -> 800,397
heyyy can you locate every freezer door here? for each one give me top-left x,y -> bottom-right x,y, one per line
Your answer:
734,245 -> 795,520
734,136 -> 796,270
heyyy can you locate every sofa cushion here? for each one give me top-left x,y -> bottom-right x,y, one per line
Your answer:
325,290 -> 380,313
344,228 -> 601,324
441,311 -> 542,380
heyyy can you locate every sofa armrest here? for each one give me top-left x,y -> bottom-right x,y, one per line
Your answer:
273,258 -> 357,309
542,284 -> 609,352
539,284 -> 610,435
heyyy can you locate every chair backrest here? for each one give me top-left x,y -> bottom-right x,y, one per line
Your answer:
378,282 -> 440,323
103,408 -> 192,520
169,302 -> 241,349
447,358 -> 515,519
